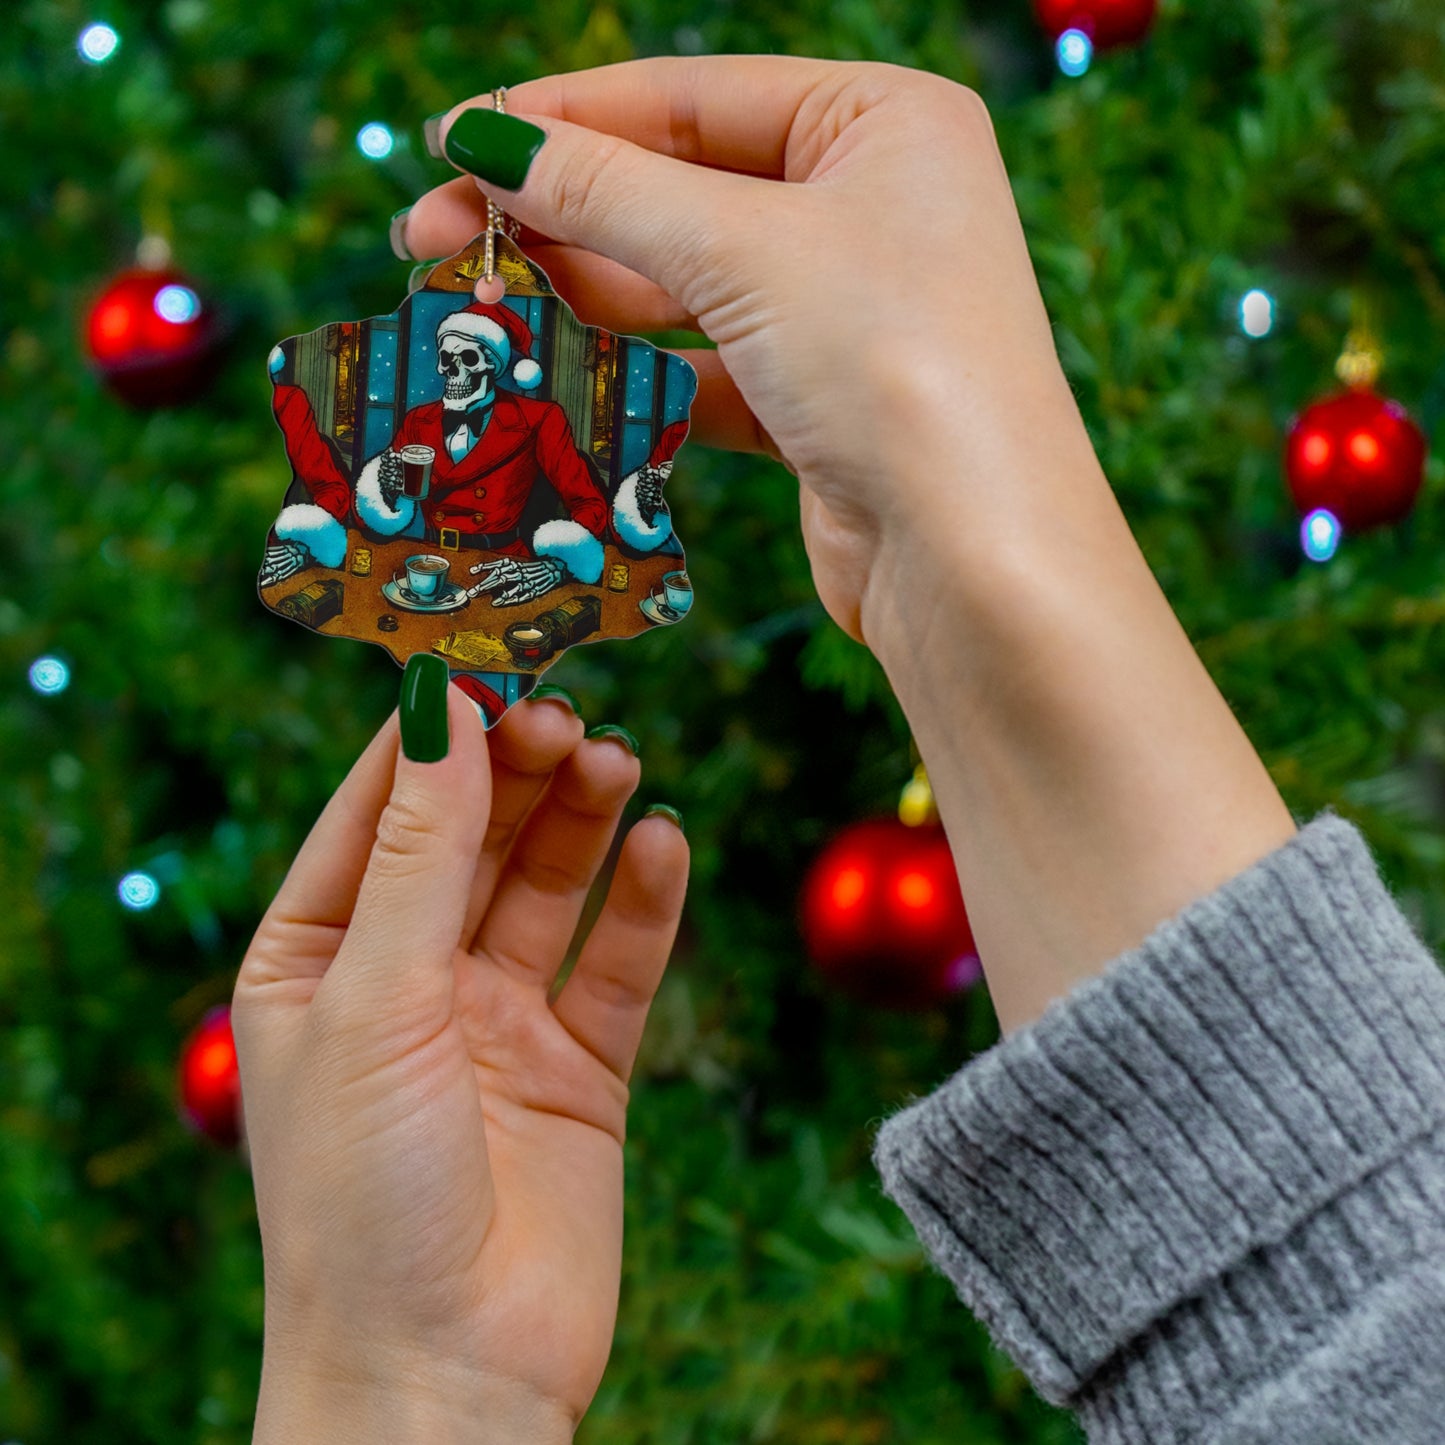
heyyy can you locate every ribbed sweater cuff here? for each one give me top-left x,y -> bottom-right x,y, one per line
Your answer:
870,812 -> 1445,1417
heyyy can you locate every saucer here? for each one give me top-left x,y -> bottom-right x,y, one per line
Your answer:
639,588 -> 691,626
381,578 -> 470,614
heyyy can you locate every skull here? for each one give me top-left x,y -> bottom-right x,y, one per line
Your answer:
438,335 -> 494,407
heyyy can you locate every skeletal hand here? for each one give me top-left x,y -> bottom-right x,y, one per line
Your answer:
379,450 -> 404,508
467,555 -> 567,607
260,540 -> 310,589
635,463 -> 671,526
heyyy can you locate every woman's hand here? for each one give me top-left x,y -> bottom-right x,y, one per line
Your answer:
401,57 -> 1099,644
233,685 -> 688,1442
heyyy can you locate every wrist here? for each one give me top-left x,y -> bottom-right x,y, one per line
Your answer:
254,1347 -> 575,1445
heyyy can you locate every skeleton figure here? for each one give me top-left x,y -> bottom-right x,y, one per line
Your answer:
379,336 -> 498,507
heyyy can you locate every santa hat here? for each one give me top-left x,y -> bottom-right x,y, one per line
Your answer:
436,301 -> 542,391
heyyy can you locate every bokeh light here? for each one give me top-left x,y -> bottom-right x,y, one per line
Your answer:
118,872 -> 161,911
1240,288 -> 1274,337
78,22 -> 120,64
1057,29 -> 1093,76
356,122 -> 395,159
28,657 -> 70,695
153,284 -> 201,324
1301,508 -> 1341,563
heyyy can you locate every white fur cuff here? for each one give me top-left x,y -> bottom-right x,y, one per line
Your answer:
612,467 -> 673,552
354,452 -> 417,536
533,518 -> 604,584
274,503 -> 348,568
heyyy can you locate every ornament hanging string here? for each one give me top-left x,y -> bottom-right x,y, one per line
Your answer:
482,87 -> 522,291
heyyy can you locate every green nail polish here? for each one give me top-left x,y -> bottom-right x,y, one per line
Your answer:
586,723 -> 639,757
529,684 -> 581,716
400,654 -> 450,763
644,803 -> 684,834
407,258 -> 441,294
443,107 -> 546,191
423,112 -> 447,160
389,207 -> 413,262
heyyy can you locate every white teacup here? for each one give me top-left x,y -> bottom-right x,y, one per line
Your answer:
661,570 -> 692,615
405,553 -> 450,601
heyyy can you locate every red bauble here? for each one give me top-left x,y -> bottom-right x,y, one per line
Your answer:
178,1005 -> 242,1147
1034,0 -> 1157,49
84,267 -> 220,406
799,818 -> 981,1011
1285,388 -> 1427,533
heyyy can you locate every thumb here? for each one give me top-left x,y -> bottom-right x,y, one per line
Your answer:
323,656 -> 491,1030
439,104 -> 758,316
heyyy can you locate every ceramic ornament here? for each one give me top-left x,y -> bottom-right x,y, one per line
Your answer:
259,232 -> 697,726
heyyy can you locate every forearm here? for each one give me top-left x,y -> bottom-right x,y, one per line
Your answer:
859,377 -> 1297,1034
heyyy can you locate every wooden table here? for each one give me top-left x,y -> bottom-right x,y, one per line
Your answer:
260,531 -> 683,678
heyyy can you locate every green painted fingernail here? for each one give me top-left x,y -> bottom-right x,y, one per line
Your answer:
586,723 -> 639,756
423,112 -> 447,160
443,107 -> 546,191
400,654 -> 450,763
644,803 -> 684,834
529,684 -> 581,716
407,259 -> 441,295
389,207 -> 413,261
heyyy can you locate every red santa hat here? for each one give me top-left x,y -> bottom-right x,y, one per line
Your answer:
436,301 -> 542,390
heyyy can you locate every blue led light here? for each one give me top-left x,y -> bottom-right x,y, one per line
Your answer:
118,871 -> 161,911
154,284 -> 201,324
357,122 -> 395,160
1057,28 -> 1093,77
28,657 -> 70,695
1240,288 -> 1274,338
1301,508 -> 1341,563
78,22 -> 120,63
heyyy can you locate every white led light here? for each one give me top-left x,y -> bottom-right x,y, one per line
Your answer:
118,871 -> 161,910
357,122 -> 395,160
154,284 -> 201,324
78,22 -> 120,64
1301,508 -> 1341,563
1240,288 -> 1275,338
1057,29 -> 1093,77
28,657 -> 70,695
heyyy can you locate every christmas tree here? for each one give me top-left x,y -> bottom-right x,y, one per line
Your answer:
3,1 -> 1444,1440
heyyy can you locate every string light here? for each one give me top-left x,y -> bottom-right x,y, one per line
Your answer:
28,657 -> 70,695
1301,508 -> 1341,563
153,284 -> 201,324
1240,289 -> 1274,338
118,871 -> 161,911
78,22 -> 120,64
356,122 -> 395,160
1057,29 -> 1093,76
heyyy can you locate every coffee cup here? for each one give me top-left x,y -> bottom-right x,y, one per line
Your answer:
661,570 -> 693,615
405,553 -> 450,602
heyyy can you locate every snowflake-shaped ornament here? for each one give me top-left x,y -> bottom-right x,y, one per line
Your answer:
258,232 -> 696,726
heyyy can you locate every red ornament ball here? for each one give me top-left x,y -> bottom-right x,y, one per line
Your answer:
1034,0 -> 1157,49
1285,388 -> 1427,533
799,818 -> 981,1011
178,1005 -> 242,1148
84,267 -> 220,406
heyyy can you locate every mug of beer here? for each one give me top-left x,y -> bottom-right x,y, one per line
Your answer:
399,444 -> 435,500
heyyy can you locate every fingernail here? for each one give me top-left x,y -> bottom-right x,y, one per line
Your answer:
585,723 -> 639,756
423,111 -> 447,160
644,803 -> 684,835
389,207 -> 413,261
400,653 -> 451,763
443,107 -> 546,191
529,684 -> 581,716
407,259 -> 440,295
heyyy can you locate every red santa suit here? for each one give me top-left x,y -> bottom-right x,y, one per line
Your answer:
352,301 -> 610,585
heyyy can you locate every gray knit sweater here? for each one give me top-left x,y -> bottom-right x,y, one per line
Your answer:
870,812 -> 1445,1442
